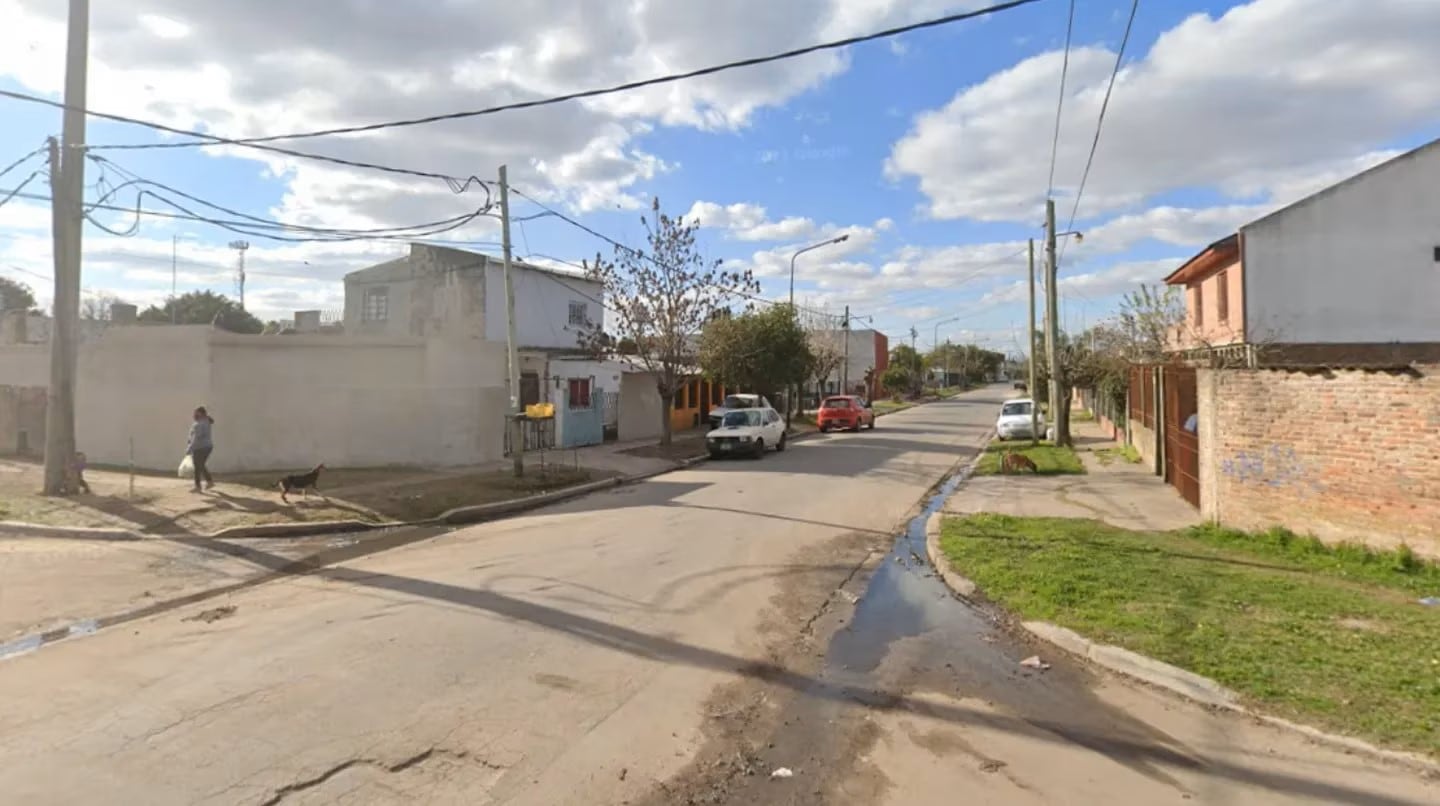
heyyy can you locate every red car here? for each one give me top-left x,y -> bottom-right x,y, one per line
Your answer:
817,395 -> 875,432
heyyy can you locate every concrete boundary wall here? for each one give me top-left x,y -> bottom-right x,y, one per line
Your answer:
0,327 -> 510,473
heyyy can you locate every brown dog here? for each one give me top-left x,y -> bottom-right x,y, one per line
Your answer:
1001,451 -> 1038,474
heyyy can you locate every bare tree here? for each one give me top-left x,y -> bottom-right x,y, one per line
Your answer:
580,198 -> 759,445
797,304 -> 845,401
81,292 -> 127,321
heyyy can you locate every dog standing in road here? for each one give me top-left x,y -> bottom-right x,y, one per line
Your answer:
278,464 -> 326,503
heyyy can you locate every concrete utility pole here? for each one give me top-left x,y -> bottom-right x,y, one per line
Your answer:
1044,199 -> 1061,445
841,305 -> 850,394
42,0 -> 89,496
1027,238 -> 1038,445
499,165 -> 524,477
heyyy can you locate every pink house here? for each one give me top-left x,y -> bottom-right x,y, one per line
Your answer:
1163,234 -> 1245,353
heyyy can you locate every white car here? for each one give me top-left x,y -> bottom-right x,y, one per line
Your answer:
707,407 -> 787,459
996,397 -> 1045,441
707,393 -> 773,431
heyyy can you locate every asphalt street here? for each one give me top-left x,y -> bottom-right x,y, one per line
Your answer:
0,388 -> 1434,805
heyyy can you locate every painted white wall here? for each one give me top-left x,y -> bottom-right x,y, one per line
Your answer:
484,263 -> 601,350
0,327 -> 511,472
1243,143 -> 1440,343
816,329 -> 880,394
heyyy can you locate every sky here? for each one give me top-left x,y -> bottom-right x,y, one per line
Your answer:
1,0 -> 1438,355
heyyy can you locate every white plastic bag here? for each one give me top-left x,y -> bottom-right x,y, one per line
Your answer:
178,454 -> 194,478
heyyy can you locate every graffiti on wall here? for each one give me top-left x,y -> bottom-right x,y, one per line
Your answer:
1221,444 -> 1325,496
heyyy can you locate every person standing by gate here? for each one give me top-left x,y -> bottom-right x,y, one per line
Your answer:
187,406 -> 215,492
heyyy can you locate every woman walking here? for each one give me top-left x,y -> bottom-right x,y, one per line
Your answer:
187,406 -> 215,492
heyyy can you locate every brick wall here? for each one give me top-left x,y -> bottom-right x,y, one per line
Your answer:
1206,364 -> 1440,556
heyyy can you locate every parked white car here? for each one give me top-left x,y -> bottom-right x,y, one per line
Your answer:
707,407 -> 787,459
996,398 -> 1045,441
707,393 -> 773,431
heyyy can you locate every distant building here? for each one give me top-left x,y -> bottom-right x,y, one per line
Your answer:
342,244 -> 603,351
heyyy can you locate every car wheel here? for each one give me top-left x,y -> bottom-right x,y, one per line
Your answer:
867,417 -> 876,430
751,439 -> 765,458
820,425 -> 829,433
708,451 -> 722,460
776,432 -> 787,452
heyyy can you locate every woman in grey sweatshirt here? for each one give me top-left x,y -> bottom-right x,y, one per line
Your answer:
187,406 -> 215,491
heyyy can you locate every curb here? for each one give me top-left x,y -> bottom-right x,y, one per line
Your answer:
923,499 -> 1440,778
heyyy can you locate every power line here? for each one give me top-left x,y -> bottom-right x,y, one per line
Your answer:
1045,0 -> 1077,200
0,89 -> 493,193
76,0 -> 1041,155
1061,0 -> 1140,261
0,144 -> 47,182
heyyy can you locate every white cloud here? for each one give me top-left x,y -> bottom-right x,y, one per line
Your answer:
976,259 -> 1181,308
886,0 -> 1440,223
684,200 -> 818,242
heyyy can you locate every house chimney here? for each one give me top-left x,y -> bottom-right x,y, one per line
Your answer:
110,303 -> 138,325
294,310 -> 321,333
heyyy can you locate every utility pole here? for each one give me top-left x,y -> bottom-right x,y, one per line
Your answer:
499,165 -> 524,477
841,305 -> 850,394
909,326 -> 918,393
42,0 -> 89,496
1027,238 -> 1038,444
1044,198 -> 1062,445
228,240 -> 249,309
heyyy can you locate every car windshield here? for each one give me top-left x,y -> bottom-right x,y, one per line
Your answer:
722,410 -> 762,428
721,396 -> 755,409
1001,401 -> 1032,417
821,398 -> 851,409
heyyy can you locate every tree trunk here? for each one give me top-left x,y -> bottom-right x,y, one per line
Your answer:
659,392 -> 674,446
1056,388 -> 1073,447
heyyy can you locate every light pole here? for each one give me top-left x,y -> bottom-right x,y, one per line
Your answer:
788,234 -> 849,307
932,316 -> 960,389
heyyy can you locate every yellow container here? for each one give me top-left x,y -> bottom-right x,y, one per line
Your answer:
525,402 -> 555,419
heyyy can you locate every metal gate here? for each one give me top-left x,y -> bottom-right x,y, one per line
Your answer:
1162,365 -> 1200,508
601,391 -> 620,442
503,415 -> 555,456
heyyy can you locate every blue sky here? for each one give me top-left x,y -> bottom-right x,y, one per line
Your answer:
2,0 -> 1438,353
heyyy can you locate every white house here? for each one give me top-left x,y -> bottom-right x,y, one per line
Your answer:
343,244 -> 604,351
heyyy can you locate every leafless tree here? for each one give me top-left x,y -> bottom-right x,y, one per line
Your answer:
579,198 -> 759,445
797,304 -> 845,400
80,292 -> 128,321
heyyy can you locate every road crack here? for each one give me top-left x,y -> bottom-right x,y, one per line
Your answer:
257,747 -> 503,805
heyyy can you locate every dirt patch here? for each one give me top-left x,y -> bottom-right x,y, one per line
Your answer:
0,458 -> 609,534
622,435 -> 709,463
1336,617 -> 1390,634
632,526 -> 895,806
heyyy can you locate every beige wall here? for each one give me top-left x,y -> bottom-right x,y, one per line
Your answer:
618,371 -> 663,443
0,326 -> 511,473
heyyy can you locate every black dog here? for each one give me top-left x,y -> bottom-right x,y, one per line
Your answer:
278,463 -> 326,503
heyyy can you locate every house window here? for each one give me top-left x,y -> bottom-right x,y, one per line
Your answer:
1191,284 -> 1204,326
568,301 -> 587,327
362,287 -> 388,322
1216,270 -> 1229,323
568,378 -> 591,410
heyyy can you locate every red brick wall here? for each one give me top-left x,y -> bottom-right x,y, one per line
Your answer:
873,332 -> 890,398
1209,364 -> 1440,556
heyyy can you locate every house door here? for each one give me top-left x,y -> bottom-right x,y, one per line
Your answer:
1162,365 -> 1200,508
601,391 -> 620,442
520,372 -> 541,407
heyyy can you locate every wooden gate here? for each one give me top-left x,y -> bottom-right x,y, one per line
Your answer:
1162,365 -> 1200,508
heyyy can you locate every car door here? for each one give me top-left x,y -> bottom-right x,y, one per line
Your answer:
765,409 -> 784,442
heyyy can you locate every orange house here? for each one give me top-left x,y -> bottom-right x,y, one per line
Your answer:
668,376 -> 727,433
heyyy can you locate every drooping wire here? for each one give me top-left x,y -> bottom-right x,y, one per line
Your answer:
1060,0 -> 1141,262
0,144 -> 47,183
73,0 -> 1041,155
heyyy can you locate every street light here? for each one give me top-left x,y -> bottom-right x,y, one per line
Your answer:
788,234 -> 849,307
933,315 -> 961,389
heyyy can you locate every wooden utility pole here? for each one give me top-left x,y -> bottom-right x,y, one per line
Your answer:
499,165 -> 524,477
42,0 -> 89,495
841,304 -> 850,394
1027,238 -> 1038,445
1044,198 -> 1063,446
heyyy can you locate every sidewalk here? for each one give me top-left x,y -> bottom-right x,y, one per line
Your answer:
944,420 -> 1200,531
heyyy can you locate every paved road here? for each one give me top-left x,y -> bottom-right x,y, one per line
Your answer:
0,389 -> 1434,805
